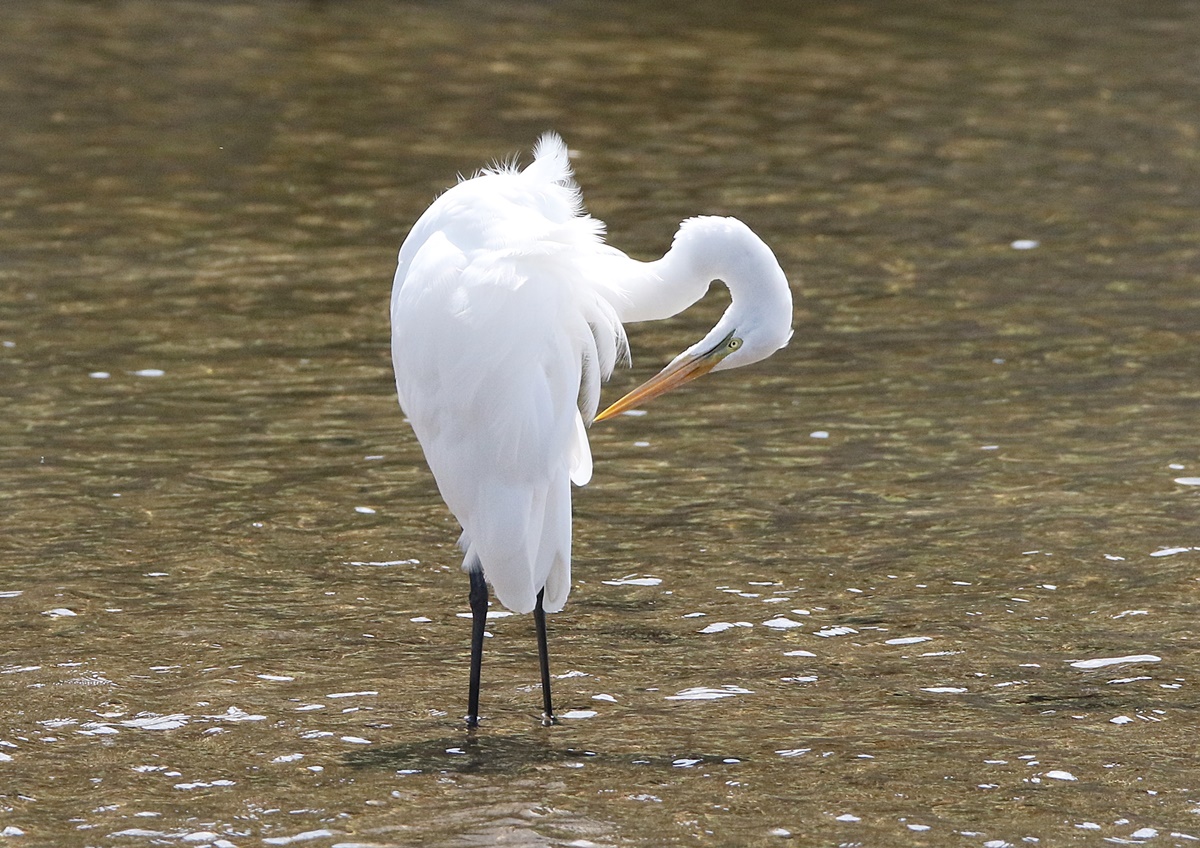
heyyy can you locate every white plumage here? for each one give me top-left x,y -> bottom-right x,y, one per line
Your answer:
390,133 -> 793,724
391,134 -> 625,614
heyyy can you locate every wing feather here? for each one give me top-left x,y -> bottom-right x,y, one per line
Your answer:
391,137 -> 623,613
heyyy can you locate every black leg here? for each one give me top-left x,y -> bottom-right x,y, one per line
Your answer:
466,566 -> 488,728
534,588 -> 556,726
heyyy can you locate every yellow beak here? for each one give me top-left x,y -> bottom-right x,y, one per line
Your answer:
593,346 -> 726,423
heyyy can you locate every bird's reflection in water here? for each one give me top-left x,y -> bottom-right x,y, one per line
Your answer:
345,735 -> 743,776
346,734 -> 595,774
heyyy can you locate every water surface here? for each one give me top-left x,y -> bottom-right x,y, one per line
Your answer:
2,1 -> 1199,845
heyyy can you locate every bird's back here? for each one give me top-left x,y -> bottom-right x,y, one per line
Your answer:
390,134 -> 624,614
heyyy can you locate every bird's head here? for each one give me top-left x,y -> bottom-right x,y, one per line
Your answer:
594,217 -> 793,422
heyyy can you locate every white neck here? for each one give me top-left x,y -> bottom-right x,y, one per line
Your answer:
605,216 -> 792,369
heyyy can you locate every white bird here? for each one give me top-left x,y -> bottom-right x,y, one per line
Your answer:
390,133 -> 793,727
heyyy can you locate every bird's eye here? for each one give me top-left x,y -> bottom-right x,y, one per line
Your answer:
727,337 -> 742,351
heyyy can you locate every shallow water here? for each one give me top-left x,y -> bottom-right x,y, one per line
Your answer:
2,0 -> 1199,845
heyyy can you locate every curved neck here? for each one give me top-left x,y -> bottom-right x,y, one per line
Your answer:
612,216 -> 787,327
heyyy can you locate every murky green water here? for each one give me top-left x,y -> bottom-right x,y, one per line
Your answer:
3,1 -> 1199,845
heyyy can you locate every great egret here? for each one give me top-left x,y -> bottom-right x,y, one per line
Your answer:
390,133 -> 792,727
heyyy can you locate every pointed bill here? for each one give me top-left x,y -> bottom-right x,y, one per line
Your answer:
593,344 -> 728,422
